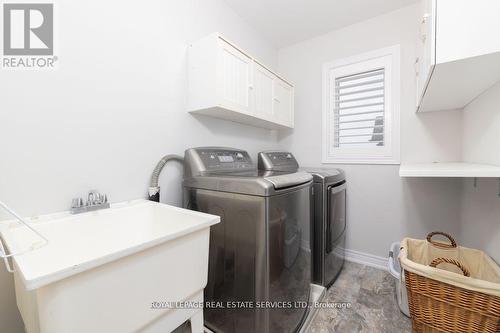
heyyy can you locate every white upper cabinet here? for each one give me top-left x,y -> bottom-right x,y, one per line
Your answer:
416,0 -> 500,112
217,39 -> 252,114
188,33 -> 294,129
252,62 -> 275,120
415,0 -> 436,108
273,78 -> 294,125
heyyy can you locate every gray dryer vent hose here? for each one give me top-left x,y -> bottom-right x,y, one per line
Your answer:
148,154 -> 184,202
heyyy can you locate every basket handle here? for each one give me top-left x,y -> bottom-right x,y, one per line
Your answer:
429,257 -> 470,277
426,231 -> 457,249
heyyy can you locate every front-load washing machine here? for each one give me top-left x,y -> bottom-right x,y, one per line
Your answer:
183,147 -> 313,333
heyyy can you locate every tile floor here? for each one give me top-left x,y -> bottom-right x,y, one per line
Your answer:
307,261 -> 411,332
175,261 -> 412,333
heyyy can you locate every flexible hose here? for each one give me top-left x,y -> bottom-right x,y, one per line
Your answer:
148,154 -> 184,202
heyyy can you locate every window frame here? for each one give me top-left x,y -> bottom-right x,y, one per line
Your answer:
322,45 -> 401,164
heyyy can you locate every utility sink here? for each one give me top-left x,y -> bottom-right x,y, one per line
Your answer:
0,200 -> 220,333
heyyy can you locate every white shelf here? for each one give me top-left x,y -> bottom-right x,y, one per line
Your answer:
399,162 -> 500,178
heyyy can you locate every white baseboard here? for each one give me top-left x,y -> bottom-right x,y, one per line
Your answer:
344,248 -> 388,271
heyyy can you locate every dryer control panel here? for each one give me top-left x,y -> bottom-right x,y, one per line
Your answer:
258,151 -> 299,171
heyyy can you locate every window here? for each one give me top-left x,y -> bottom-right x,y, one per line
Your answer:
322,46 -> 400,164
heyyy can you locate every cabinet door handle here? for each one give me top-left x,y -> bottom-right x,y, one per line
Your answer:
248,84 -> 254,90
273,97 -> 280,103
420,13 -> 430,43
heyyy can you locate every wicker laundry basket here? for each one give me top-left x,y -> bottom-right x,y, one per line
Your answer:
399,232 -> 500,333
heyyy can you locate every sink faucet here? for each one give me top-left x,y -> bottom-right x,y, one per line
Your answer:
71,190 -> 110,214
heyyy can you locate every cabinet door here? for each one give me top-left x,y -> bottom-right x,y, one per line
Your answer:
273,78 -> 294,127
436,0 -> 500,63
217,39 -> 253,114
416,0 -> 436,110
252,62 -> 275,120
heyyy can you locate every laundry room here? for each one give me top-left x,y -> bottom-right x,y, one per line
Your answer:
1,1 -> 499,333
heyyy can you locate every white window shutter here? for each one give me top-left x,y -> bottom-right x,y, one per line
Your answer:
334,69 -> 385,148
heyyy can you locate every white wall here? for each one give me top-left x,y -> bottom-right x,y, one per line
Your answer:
460,179 -> 500,263
277,4 -> 465,258
460,81 -> 500,262
0,0 -> 280,331
462,81 -> 500,166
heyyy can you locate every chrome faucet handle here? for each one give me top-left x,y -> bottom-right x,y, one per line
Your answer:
72,198 -> 83,208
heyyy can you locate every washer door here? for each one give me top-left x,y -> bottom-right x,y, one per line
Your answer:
268,185 -> 311,333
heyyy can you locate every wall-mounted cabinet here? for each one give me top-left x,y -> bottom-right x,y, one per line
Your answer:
187,33 -> 294,129
416,0 -> 500,112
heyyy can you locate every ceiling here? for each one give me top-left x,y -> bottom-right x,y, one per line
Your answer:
223,0 -> 419,48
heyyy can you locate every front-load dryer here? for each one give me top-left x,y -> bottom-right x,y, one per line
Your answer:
258,151 -> 347,288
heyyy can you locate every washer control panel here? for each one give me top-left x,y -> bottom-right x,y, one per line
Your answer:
196,148 -> 253,171
258,151 -> 299,171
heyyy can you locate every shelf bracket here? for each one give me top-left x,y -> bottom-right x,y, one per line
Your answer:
473,177 -> 477,188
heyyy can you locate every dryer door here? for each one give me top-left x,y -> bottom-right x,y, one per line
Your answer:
324,182 -> 346,287
326,182 -> 346,251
